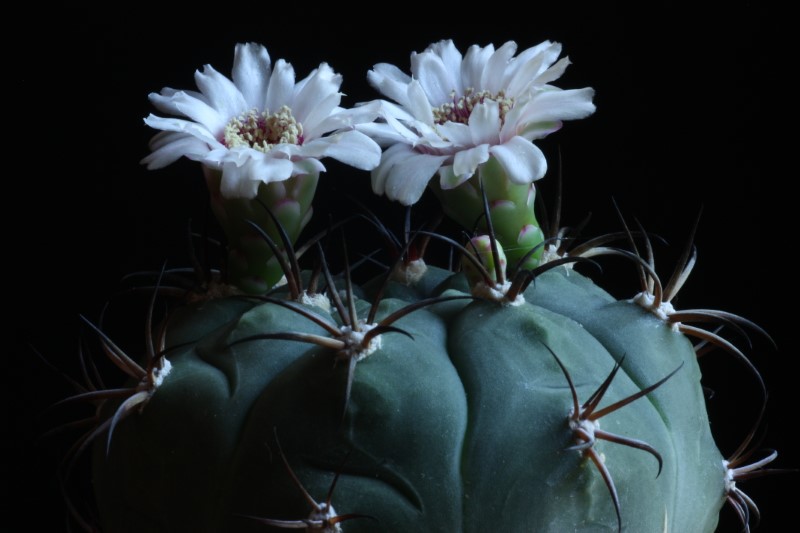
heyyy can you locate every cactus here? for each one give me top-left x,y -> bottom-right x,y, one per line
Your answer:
44,35 -> 790,533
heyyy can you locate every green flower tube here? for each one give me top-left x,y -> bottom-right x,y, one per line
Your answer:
433,157 -> 545,269
203,167 -> 318,293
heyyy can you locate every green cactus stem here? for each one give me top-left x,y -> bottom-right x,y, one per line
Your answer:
431,156 -> 545,271
203,167 -> 318,294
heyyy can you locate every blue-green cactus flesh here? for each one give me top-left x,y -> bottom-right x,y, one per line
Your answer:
90,265 -> 727,532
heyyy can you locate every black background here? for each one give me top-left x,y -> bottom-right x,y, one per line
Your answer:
8,6 -> 793,531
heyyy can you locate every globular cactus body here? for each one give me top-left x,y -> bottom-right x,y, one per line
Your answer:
53,37 -> 782,533
92,266 -> 725,532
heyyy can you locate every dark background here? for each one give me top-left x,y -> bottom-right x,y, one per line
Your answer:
8,6 -> 792,531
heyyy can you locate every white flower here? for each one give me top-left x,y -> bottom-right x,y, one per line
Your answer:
361,39 -> 596,205
142,43 -> 381,199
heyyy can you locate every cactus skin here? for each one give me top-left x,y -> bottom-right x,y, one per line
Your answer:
92,266 -> 726,532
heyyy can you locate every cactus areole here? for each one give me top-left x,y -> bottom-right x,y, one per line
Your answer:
61,40 -> 780,533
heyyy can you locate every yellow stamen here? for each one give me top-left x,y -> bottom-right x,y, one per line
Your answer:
224,106 -> 304,152
432,88 -> 514,125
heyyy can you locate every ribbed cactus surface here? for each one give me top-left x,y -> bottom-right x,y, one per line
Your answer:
92,266 -> 725,532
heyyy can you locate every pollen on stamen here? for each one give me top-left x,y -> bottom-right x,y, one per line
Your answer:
432,88 -> 514,125
224,106 -> 304,152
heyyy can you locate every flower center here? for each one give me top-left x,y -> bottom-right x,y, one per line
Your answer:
432,88 -> 514,125
223,106 -> 304,152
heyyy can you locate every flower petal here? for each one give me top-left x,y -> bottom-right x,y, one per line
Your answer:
384,151 -> 449,205
219,155 -> 295,199
358,121 -> 417,147
141,133 -> 209,169
534,56 -> 571,85
372,143 -> 447,205
508,41 -> 555,77
506,42 -> 563,96
219,162 -> 260,199
517,121 -> 563,141
292,158 -> 326,176
405,79 -> 435,125
517,87 -> 596,125
412,50 -> 458,105
461,43 -> 494,91
452,144 -> 490,183
194,64 -> 248,121
427,40 -> 463,92
300,92 -> 343,139
292,64 -> 342,127
148,90 -> 226,136
248,155 -> 295,183
482,41 -> 517,94
468,100 -> 501,145
232,43 -> 272,109
143,114 -> 224,148
489,137 -> 547,184
368,63 -> 413,107
315,100 -> 383,134
220,146 -> 258,167
437,164 -> 456,188
265,59 -> 295,113
436,121 -> 473,147
371,143 -> 410,196
301,130 -> 381,170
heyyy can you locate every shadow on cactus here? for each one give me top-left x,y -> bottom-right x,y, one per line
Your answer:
43,38 -> 793,532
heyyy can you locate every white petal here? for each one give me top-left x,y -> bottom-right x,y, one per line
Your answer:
534,56 -> 571,86
461,43 -> 493,90
203,147 -> 230,166
436,121 -> 473,147
507,41 -> 555,77
292,64 -> 342,125
383,150 -> 449,205
412,50 -> 458,105
315,101 -> 382,134
292,158 -> 326,176
506,42 -> 563,96
356,100 -> 426,146
452,144 -> 489,182
414,120 -> 447,144
368,63 -> 413,107
468,100 -> 501,145
372,143 -> 413,196
518,121 -> 563,141
372,144 -> 447,204
194,64 -> 248,121
482,41 -> 517,94
300,91 -> 343,139
232,43 -> 272,109
300,130 -> 381,170
427,40 -> 463,92
143,114 -> 224,149
148,130 -> 181,151
517,87 -> 596,125
158,87 -> 210,106
221,146 -> 259,166
406,80 -> 434,125
489,137 -> 547,184
499,101 -> 524,141
357,122 -> 416,147
141,134 -> 209,168
437,164 -> 458,189
374,99 -> 417,123
265,59 -> 295,113
219,162 -> 261,199
247,155 -> 295,185
148,90 -> 226,135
